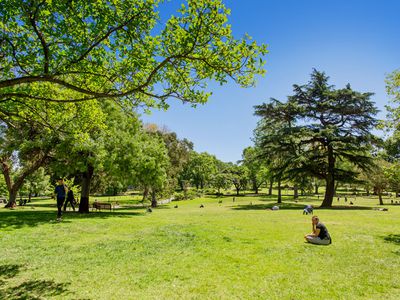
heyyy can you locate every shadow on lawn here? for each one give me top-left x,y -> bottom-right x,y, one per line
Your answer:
232,201 -> 375,211
383,234 -> 400,245
0,263 -> 71,299
0,208 -> 145,230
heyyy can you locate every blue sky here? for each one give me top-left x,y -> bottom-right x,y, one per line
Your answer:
142,0 -> 400,163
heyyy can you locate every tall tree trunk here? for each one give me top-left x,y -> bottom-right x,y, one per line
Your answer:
79,164 -> 94,213
1,152 -> 49,208
277,178 -> 282,203
6,189 -> 18,208
151,190 -> 157,208
28,192 -> 32,203
252,180 -> 258,194
236,187 -> 240,196
268,178 -> 273,196
378,189 -> 383,205
293,185 -> 299,199
321,145 -> 335,207
314,184 -> 319,195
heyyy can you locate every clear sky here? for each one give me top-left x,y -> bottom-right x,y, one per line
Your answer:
141,0 -> 400,163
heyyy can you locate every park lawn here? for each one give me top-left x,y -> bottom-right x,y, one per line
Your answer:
0,194 -> 399,299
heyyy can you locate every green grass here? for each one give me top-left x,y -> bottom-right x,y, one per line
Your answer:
1,193 -> 400,299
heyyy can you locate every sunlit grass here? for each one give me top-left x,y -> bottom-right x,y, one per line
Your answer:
1,192 -> 399,299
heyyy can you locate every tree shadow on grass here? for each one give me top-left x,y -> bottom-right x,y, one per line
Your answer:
0,279 -> 70,300
232,202 -> 306,210
383,234 -> 400,245
0,263 -> 71,299
0,209 -> 145,230
231,201 -> 375,211
0,264 -> 24,279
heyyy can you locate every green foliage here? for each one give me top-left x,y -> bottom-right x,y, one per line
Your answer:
0,0 -> 267,108
182,151 -> 218,189
254,70 -> 379,206
241,146 -> 269,193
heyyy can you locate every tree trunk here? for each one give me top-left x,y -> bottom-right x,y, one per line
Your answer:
314,184 -> 319,195
378,189 -> 383,205
79,164 -> 94,213
293,185 -> 299,199
151,190 -> 157,208
277,178 -> 282,203
252,180 -> 258,194
28,192 -> 32,203
321,145 -> 335,207
236,186 -> 240,196
5,189 -> 17,208
268,179 -> 273,196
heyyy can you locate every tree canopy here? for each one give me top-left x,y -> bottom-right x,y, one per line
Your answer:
254,70 -> 378,207
0,0 -> 267,109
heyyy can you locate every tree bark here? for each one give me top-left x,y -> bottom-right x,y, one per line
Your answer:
151,190 -> 157,208
79,164 -> 94,213
293,185 -> 299,199
268,178 -> 273,196
277,178 -> 282,203
321,144 -> 335,207
314,184 -> 319,195
378,189 -> 383,205
1,152 -> 49,208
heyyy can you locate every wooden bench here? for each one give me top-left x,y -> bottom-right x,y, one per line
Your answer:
92,201 -> 112,211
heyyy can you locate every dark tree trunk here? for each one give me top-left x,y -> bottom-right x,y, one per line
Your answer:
378,189 -> 383,205
151,190 -> 157,208
314,184 -> 319,195
28,192 -> 32,202
252,180 -> 258,194
236,187 -> 240,196
321,145 -> 335,207
2,153 -> 49,208
142,187 -> 149,202
268,179 -> 273,196
293,185 -> 299,199
5,189 -> 17,208
277,178 -> 282,203
79,164 -> 94,213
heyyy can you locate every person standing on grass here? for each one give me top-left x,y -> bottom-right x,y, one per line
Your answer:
63,189 -> 76,212
54,178 -> 67,221
304,216 -> 331,245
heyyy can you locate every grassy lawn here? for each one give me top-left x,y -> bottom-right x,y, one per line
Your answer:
0,193 -> 399,299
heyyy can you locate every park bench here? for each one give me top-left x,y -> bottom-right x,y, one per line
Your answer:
92,201 -> 113,211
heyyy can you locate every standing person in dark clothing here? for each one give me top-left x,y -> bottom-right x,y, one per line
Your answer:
63,189 -> 76,212
54,178 -> 67,221
304,216 -> 331,245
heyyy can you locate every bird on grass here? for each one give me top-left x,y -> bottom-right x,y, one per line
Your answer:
174,205 -> 178,208
200,204 -> 204,208
147,207 -> 152,213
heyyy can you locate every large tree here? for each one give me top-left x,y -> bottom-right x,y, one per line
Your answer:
241,146 -> 269,194
255,70 -> 378,207
0,99 -> 102,207
0,0 -> 267,109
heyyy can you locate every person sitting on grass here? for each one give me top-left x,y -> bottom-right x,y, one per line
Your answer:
304,216 -> 331,245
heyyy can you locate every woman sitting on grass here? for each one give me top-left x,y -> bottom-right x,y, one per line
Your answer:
304,216 -> 331,245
